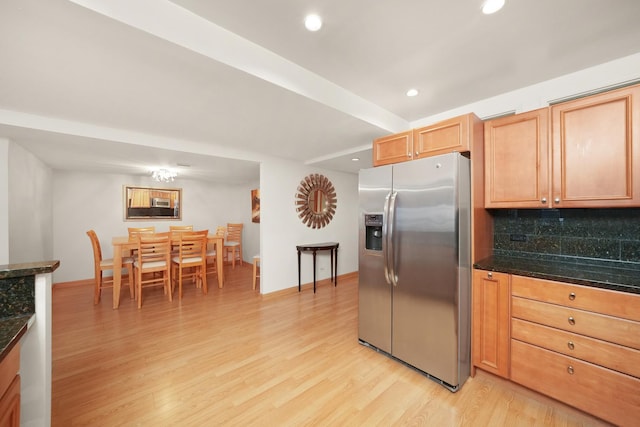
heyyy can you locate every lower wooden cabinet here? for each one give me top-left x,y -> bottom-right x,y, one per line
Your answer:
0,344 -> 20,427
472,270 -> 640,426
0,375 -> 20,427
472,269 -> 510,378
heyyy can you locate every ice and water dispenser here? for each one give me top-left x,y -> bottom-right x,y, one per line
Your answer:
364,214 -> 383,251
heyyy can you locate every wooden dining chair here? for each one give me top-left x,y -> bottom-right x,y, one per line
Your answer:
87,230 -> 134,305
171,230 -> 209,299
133,234 -> 172,309
224,223 -> 243,268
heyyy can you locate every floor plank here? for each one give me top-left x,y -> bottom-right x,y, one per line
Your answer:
51,266 -> 610,426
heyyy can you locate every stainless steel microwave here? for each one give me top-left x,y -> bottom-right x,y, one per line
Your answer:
151,197 -> 171,208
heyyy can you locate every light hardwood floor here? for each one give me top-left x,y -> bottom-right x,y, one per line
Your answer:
52,266 -> 610,426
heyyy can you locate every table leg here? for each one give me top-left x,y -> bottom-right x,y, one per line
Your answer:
313,249 -> 317,293
217,240 -> 224,288
297,249 -> 301,292
330,249 -> 334,283
335,246 -> 338,286
113,245 -> 122,309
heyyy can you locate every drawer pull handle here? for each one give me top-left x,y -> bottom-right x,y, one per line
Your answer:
568,316 -> 575,325
567,366 -> 574,375
568,292 -> 576,301
568,341 -> 575,350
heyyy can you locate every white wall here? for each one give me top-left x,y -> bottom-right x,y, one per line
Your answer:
0,139 -> 8,264
52,170 -> 259,283
411,52 -> 640,127
7,142 -> 53,264
260,158 -> 359,294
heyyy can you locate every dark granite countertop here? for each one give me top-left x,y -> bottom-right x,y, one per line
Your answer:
0,260 -> 59,362
0,315 -> 32,361
0,260 -> 60,280
474,255 -> 640,295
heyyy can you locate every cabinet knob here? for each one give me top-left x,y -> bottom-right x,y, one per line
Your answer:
568,292 -> 576,301
568,316 -> 576,325
541,197 -> 547,204
554,197 -> 560,204
567,341 -> 575,350
567,366 -> 574,375
407,152 -> 412,158
415,151 -> 419,156
487,272 -> 493,278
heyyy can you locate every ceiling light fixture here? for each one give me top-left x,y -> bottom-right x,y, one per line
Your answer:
406,88 -> 419,97
151,168 -> 177,182
482,0 -> 505,14
351,157 -> 360,162
304,14 -> 322,31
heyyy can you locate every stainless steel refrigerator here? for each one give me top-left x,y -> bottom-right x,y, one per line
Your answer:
358,152 -> 471,392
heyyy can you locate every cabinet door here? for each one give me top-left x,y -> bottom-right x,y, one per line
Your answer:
484,108 -> 550,208
0,375 -> 20,427
413,114 -> 473,159
551,84 -> 640,207
472,269 -> 510,378
372,131 -> 413,166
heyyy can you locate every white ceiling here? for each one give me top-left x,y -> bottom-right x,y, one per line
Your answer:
1,0 -> 640,183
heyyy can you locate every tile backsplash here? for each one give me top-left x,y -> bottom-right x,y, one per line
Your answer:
493,209 -> 640,265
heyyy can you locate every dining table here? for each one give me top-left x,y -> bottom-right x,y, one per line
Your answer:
111,234 -> 225,309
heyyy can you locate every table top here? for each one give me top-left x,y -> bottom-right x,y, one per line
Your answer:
296,242 -> 339,251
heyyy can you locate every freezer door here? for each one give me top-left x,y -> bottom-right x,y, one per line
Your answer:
390,153 -> 469,387
358,165 -> 392,352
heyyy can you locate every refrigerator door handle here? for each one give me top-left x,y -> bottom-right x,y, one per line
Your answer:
387,191 -> 398,286
382,192 -> 392,285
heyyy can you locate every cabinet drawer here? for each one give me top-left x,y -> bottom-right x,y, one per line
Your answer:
512,317 -> 640,378
511,275 -> 640,322
511,340 -> 640,427
512,296 -> 640,350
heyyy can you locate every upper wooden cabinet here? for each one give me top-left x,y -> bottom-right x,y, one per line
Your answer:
551,84 -> 640,207
485,83 -> 640,208
372,130 -> 413,166
372,113 -> 479,167
484,108 -> 549,208
413,113 -> 478,159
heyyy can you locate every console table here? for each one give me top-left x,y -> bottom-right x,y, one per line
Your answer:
296,242 -> 339,293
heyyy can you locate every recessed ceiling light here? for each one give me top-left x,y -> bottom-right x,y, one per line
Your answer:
482,0 -> 505,14
406,89 -> 419,97
304,14 -> 322,31
351,157 -> 360,162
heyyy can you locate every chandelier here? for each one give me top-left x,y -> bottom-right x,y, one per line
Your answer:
151,168 -> 177,182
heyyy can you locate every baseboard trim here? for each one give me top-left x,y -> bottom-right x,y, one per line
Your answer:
261,271 -> 358,299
